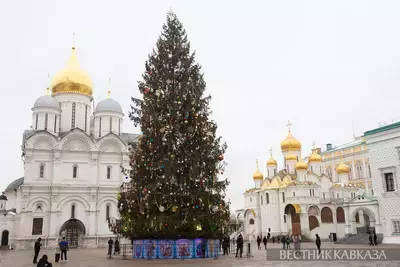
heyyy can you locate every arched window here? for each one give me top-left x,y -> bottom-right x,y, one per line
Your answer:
106,204 -> 110,221
35,114 -> 38,129
99,117 -> 102,138
327,167 -> 332,177
39,164 -> 45,178
71,204 -> 75,219
356,161 -> 363,179
336,207 -> 345,223
368,164 -> 371,177
44,113 -> 48,130
72,165 -> 78,178
266,193 -> 270,204
107,166 -> 111,179
71,102 -> 76,128
249,219 -> 255,225
321,207 -> 333,223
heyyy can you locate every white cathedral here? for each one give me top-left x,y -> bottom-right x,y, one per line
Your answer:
0,46 -> 138,249
239,128 -> 381,242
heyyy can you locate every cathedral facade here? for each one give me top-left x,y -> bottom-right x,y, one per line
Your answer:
240,128 -> 380,242
0,46 -> 138,249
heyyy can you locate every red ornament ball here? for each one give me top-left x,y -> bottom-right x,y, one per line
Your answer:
143,88 -> 150,94
218,154 -> 224,161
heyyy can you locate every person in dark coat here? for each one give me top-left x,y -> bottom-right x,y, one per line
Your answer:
263,236 -> 267,250
108,238 -> 114,256
235,234 -> 243,258
315,234 -> 321,254
272,236 -> 275,244
227,236 -> 231,254
373,232 -> 378,246
33,238 -> 42,264
222,237 -> 229,255
114,239 -> 120,255
281,236 -> 286,249
201,239 -> 207,258
257,236 -> 261,250
36,254 -> 53,267
369,233 -> 373,246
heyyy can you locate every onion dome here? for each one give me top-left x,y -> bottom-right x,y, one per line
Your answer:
267,157 -> 277,166
253,159 -> 263,180
33,95 -> 59,109
281,131 -> 302,151
95,98 -> 123,113
285,154 -> 297,161
295,160 -> 309,170
51,47 -> 93,97
309,151 -> 322,163
336,163 -> 351,174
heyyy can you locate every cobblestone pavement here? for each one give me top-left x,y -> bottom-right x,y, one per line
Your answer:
1,243 -> 400,267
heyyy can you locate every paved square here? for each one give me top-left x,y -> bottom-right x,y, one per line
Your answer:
1,243 -> 400,267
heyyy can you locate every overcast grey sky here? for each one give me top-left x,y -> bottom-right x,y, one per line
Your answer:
1,0 -> 400,211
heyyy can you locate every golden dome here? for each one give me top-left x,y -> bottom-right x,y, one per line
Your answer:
336,163 -> 351,174
51,47 -> 93,97
261,178 -> 271,189
253,171 -> 263,180
309,151 -> 322,163
268,177 -> 282,189
285,154 -> 297,161
295,160 -> 308,170
267,158 -> 277,166
281,131 -> 302,151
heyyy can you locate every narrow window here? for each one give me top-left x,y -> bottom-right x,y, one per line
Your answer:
249,219 -> 255,225
284,215 -> 286,223
310,189 -> 312,196
71,205 -> 75,218
337,193 -> 339,198
39,164 -> 45,178
72,165 -> 78,178
44,113 -> 48,130
106,205 -> 110,221
260,195 -> 263,205
249,197 -> 252,203
107,166 -> 111,179
385,173 -> 395,192
118,119 -> 121,135
71,102 -> 76,128
282,192 -> 285,203
35,114 -> 38,129
54,115 -> 57,133
323,192 -> 326,200
293,192 -> 295,197
109,117 -> 112,132
266,193 -> 269,204
32,218 -> 43,235
99,117 -> 102,137
393,221 -> 400,233
355,212 -> 360,223
85,105 -> 88,132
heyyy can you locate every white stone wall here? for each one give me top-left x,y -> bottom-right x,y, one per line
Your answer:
365,127 -> 400,244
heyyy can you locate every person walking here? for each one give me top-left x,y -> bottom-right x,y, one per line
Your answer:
281,235 -> 285,249
315,234 -> 321,255
369,233 -> 373,246
222,237 -> 229,255
36,254 -> 53,267
114,238 -> 120,255
373,232 -> 378,246
54,237 -> 60,263
294,236 -> 301,255
59,237 -> 69,262
286,235 -> 291,250
257,236 -> 261,250
33,237 -> 42,264
272,236 -> 275,244
108,238 -> 114,257
263,236 -> 267,250
235,234 -> 243,258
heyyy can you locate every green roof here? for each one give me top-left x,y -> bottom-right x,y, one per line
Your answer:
5,177 -> 24,192
364,121 -> 400,136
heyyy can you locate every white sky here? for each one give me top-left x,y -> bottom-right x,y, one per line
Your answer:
1,0 -> 400,211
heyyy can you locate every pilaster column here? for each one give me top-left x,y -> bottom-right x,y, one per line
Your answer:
300,212 -> 310,237
344,207 -> 351,235
363,160 -> 368,178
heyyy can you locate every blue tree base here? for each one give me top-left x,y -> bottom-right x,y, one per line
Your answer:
133,239 -> 220,259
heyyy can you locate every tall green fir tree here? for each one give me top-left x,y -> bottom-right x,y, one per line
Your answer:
117,12 -> 230,239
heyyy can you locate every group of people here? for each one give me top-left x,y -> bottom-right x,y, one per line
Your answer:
32,236 -> 69,267
256,235 -> 269,250
107,238 -> 121,257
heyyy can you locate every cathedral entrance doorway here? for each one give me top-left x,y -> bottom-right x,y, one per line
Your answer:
60,219 -> 85,248
1,230 -> 9,246
284,204 -> 301,236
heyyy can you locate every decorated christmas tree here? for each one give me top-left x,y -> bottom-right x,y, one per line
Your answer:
117,12 -> 230,239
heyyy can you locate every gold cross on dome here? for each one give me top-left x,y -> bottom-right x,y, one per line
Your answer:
256,159 -> 259,170
107,78 -> 111,98
287,120 -> 292,132
312,141 -> 316,150
269,146 -> 273,157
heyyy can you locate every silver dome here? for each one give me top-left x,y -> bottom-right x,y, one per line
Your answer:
95,98 -> 123,113
33,95 -> 59,109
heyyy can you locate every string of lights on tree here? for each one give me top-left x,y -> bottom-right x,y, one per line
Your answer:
117,12 -> 230,239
